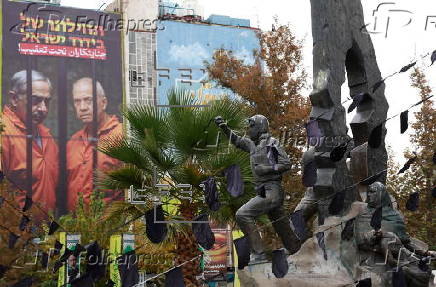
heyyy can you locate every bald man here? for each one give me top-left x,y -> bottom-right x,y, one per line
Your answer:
66,77 -> 123,211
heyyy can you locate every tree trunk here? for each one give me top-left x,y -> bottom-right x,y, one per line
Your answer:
176,200 -> 202,287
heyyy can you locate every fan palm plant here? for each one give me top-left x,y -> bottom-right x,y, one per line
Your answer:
98,89 -> 256,286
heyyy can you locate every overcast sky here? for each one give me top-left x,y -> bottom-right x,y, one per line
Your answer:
62,0 -> 436,162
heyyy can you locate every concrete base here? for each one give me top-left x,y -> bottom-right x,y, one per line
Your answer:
236,202 -> 435,287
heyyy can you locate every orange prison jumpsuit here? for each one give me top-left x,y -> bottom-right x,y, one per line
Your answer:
1,106 -> 59,212
67,115 -> 123,211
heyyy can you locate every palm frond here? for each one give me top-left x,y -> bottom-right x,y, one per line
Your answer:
124,104 -> 171,146
98,135 -> 150,170
98,165 -> 148,190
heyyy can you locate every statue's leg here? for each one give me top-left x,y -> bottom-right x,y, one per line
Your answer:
294,187 -> 318,241
267,182 -> 301,254
235,195 -> 270,254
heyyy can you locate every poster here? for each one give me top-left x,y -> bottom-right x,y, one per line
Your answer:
203,228 -> 230,281
1,0 -> 124,215
57,233 -> 81,287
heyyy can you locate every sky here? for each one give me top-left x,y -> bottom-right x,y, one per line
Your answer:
61,0 -> 436,162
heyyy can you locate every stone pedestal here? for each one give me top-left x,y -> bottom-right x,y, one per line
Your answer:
237,203 -> 435,287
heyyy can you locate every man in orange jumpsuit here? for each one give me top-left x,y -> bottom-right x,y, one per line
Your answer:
1,70 -> 58,212
67,77 -> 123,211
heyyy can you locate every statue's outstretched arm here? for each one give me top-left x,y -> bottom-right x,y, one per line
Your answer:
214,116 -> 252,153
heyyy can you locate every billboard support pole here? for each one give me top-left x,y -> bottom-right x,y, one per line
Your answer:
57,59 -> 68,215
25,57 -> 33,201
91,60 -> 98,192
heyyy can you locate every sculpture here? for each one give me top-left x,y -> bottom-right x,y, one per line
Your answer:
293,147 -> 318,242
214,115 -> 301,263
355,181 -> 435,287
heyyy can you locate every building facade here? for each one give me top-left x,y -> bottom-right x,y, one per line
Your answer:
106,0 -> 260,106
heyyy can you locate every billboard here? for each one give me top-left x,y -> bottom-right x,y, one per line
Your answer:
1,0 -> 124,215
203,228 -> 231,281
156,20 -> 259,105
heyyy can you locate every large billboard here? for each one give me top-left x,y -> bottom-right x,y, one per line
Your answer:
156,20 -> 259,105
1,0 -> 124,215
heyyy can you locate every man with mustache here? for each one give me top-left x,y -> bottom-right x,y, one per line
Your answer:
67,77 -> 123,211
1,70 -> 58,211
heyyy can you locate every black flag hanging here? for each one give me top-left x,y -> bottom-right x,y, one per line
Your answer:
234,236 -> 250,270
431,50 -> 436,66
145,205 -> 168,244
85,241 -> 105,281
305,120 -> 322,140
165,267 -> 185,287
400,111 -> 409,134
54,240 -> 63,256
267,145 -> 279,165
316,232 -> 327,260
71,273 -> 95,287
368,124 -> 383,149
360,170 -> 386,186
11,277 -> 33,287
290,210 -> 307,240
201,177 -> 220,211
341,218 -> 355,241
0,265 -> 9,279
41,252 -> 49,268
48,221 -> 60,235
392,267 -> 407,287
330,143 -> 348,162
356,278 -> 372,287
272,249 -> 289,278
22,196 -> 33,212
370,207 -> 383,231
433,151 -> 436,164
348,93 -> 368,113
19,215 -> 30,231
8,232 -> 19,249
223,164 -> 244,198
432,186 -> 436,198
328,190 -> 345,215
192,214 -> 215,250
118,250 -> 139,287
406,192 -> 419,211
398,156 -> 417,174
399,61 -> 416,73
302,160 -> 317,187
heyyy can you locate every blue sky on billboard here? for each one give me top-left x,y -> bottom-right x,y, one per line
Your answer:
62,0 -> 436,161
156,20 -> 259,105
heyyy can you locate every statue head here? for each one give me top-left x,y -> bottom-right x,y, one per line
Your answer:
367,181 -> 391,208
247,114 -> 269,141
